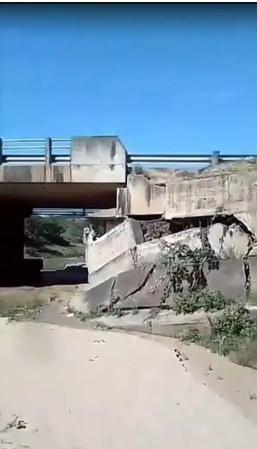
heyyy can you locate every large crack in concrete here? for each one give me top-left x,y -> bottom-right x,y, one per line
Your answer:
221,214 -> 256,298
123,264 -> 156,300
172,213 -> 256,298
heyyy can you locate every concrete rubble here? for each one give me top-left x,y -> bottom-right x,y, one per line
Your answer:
69,161 -> 257,337
84,217 -> 257,288
117,162 -> 257,220
69,212 -> 257,338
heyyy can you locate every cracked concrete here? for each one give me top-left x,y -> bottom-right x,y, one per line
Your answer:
72,217 -> 257,320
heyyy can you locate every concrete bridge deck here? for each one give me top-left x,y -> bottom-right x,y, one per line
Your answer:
0,183 -> 120,209
0,136 -> 127,209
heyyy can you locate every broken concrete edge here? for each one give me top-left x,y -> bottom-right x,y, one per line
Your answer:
115,170 -> 257,227
88,220 -> 257,292
66,305 -> 257,339
87,218 -> 144,276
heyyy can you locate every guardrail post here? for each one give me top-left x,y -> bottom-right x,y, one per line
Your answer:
45,138 -> 52,164
0,139 -> 2,164
212,151 -> 220,167
45,138 -> 52,182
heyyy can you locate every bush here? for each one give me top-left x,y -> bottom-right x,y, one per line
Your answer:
25,217 -> 68,249
173,290 -> 227,315
182,304 -> 257,364
211,304 -> 255,338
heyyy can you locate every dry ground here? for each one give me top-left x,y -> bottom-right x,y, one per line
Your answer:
1,320 -> 257,449
1,286 -> 257,447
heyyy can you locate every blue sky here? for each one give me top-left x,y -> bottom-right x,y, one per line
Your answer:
1,4 -> 257,155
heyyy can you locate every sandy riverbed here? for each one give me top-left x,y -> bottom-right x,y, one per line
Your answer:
0,319 -> 257,449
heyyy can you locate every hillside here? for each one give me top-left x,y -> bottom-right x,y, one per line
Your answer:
25,217 -> 86,269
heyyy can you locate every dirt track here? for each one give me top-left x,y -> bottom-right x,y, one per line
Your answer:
0,319 -> 257,449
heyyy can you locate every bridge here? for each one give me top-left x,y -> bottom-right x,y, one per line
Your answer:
0,134 -> 256,287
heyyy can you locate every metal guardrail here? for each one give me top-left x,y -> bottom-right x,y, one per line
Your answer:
33,208 -> 86,216
127,153 -> 257,165
1,137 -> 257,166
0,138 -> 71,164
32,208 -> 101,217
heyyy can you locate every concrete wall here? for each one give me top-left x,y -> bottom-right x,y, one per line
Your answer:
165,173 -> 257,219
117,174 -> 166,216
71,136 -> 127,183
116,171 -> 257,223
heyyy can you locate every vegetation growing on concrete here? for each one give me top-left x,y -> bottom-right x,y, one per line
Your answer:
158,238 -> 220,297
159,239 -> 257,369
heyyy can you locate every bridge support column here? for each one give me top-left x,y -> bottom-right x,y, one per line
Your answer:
0,205 -> 41,287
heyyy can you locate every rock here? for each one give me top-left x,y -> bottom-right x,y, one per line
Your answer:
139,220 -> 171,242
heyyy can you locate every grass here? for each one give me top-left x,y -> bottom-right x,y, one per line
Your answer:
166,288 -> 257,369
0,297 -> 44,321
181,302 -> 257,369
0,284 -> 79,322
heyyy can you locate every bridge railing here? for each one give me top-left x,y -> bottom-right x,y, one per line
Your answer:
1,137 -> 257,167
127,152 -> 257,167
0,138 -> 71,164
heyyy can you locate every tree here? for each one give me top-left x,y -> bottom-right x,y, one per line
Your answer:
25,217 -> 68,250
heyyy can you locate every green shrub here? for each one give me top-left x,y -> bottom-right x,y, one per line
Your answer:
173,290 -> 227,315
182,304 -> 257,364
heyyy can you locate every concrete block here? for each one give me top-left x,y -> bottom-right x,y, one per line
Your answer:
88,249 -> 136,288
87,218 -> 143,276
206,259 -> 246,300
84,277 -> 116,314
116,174 -> 166,216
235,212 -> 257,237
114,265 -> 167,309
114,266 -> 150,301
71,136 -> 126,183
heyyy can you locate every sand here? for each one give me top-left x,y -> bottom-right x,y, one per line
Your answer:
0,319 -> 257,449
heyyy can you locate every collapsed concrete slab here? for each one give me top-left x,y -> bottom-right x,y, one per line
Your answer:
85,219 -> 256,289
137,222 -> 255,268
87,218 -> 143,286
88,249 -> 137,289
71,257 -> 253,317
